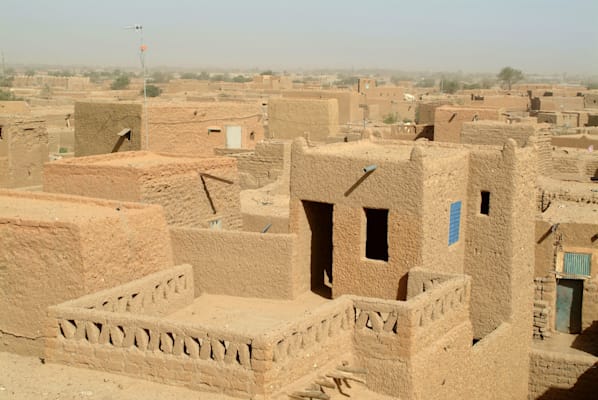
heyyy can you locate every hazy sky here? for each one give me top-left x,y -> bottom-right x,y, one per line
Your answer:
1,0 -> 597,74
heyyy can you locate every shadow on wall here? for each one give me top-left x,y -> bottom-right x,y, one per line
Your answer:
537,361 -> 598,400
570,321 -> 598,356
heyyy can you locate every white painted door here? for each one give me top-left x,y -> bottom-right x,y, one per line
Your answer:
225,125 -> 242,149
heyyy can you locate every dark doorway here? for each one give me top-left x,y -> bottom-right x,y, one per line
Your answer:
303,200 -> 333,299
556,279 -> 583,333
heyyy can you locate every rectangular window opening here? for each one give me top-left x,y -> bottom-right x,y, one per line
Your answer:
365,208 -> 389,261
480,191 -> 490,215
448,201 -> 462,246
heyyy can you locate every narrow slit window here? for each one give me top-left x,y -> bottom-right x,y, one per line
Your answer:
0,125 -> 3,140
480,191 -> 490,215
364,208 -> 389,261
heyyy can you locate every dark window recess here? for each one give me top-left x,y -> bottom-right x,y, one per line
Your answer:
0,125 -> 3,140
365,208 -> 389,261
480,191 -> 490,215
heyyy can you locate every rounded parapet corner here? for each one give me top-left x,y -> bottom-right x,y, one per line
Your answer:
501,138 -> 517,161
291,137 -> 309,154
410,145 -> 424,162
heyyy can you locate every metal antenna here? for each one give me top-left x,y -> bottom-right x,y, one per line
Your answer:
124,24 -> 149,149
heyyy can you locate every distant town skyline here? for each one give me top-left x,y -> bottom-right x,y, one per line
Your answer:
1,0 -> 597,75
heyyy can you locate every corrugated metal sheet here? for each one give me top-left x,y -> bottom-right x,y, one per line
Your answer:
448,201 -> 462,246
563,252 -> 591,276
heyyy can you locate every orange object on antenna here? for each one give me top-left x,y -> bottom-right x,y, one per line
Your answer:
140,44 -> 148,52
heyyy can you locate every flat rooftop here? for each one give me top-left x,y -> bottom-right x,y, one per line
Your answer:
0,190 -> 147,223
166,292 -> 328,336
539,200 -> 598,225
50,151 -> 232,169
307,140 -> 467,161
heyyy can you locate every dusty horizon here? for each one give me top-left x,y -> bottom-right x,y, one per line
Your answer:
1,0 -> 596,75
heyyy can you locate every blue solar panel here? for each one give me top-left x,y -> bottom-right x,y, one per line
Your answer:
448,201 -> 462,246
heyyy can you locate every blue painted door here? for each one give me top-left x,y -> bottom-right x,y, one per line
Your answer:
556,279 -> 583,333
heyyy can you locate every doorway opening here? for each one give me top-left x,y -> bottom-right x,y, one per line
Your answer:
303,200 -> 333,299
556,279 -> 583,334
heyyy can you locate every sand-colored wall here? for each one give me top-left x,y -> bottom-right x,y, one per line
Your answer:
0,101 -> 30,115
146,101 -> 265,156
0,190 -> 173,356
235,140 -> 291,190
535,219 -> 598,331
461,120 -> 546,147
434,105 -> 503,143
465,141 -> 537,338
282,90 -> 362,124
290,139 -> 473,300
74,101 -> 143,156
268,98 -> 339,141
466,95 -> 530,110
533,96 -> 585,112
170,227 -> 302,299
420,150 -> 469,272
44,152 -> 242,230
0,117 -> 48,188
551,133 -> 598,149
529,349 -> 598,399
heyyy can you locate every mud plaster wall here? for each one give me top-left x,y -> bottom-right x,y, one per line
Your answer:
409,145 -> 535,400
529,350 -> 598,399
0,191 -> 174,356
365,98 -> 417,122
235,140 -> 291,190
551,134 -> 598,149
535,220 -> 598,331
467,95 -> 530,110
461,121 -> 545,147
289,140 -> 472,300
282,90 -> 362,124
74,102 -> 142,156
550,149 -> 598,178
268,98 -> 339,141
43,153 -> 242,230
146,102 -> 264,156
170,227 -> 301,299
0,118 -> 48,188
434,106 -> 502,143
464,142 -> 537,338
534,96 -> 585,112
0,101 -> 30,114
420,151 -> 468,272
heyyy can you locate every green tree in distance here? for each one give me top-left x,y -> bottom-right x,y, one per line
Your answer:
497,67 -> 523,90
144,84 -> 162,97
110,75 -> 130,90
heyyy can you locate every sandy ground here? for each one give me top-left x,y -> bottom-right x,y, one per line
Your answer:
0,351 -> 397,400
532,331 -> 598,358
0,351 -> 234,400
